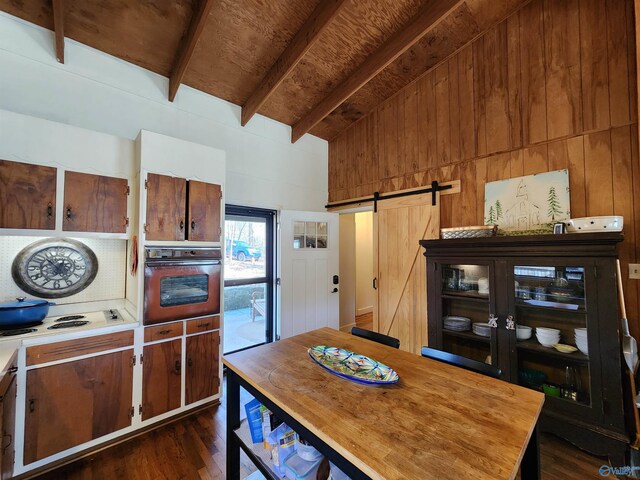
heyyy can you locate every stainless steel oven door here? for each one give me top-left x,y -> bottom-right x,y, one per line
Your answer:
143,260 -> 220,325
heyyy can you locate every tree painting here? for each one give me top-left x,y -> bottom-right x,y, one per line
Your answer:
495,200 -> 503,220
486,205 -> 496,224
547,186 -> 562,221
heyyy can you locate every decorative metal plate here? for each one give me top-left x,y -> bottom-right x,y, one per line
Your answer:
308,345 -> 399,385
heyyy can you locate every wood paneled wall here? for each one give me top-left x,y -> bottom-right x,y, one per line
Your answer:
328,0 -> 640,336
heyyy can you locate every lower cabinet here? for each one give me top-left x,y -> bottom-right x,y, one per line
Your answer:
24,350 -> 134,464
186,331 -> 220,405
0,354 -> 17,480
141,339 -> 182,421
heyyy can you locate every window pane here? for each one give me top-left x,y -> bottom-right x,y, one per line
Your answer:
223,283 -> 267,353
225,218 -> 266,280
294,235 -> 305,249
305,222 -> 317,235
294,221 -> 305,235
305,235 -> 317,248
159,275 -> 208,306
317,235 -> 327,248
317,222 -> 327,235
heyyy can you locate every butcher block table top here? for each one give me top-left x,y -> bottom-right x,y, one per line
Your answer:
223,327 -> 544,480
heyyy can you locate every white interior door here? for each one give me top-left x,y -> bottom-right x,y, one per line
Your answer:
279,210 -> 339,339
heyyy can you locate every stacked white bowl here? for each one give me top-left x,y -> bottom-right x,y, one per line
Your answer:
575,328 -> 588,355
536,327 -> 561,347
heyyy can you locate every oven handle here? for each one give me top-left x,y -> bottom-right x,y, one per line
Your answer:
145,260 -> 221,267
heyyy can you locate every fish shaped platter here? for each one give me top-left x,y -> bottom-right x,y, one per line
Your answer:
307,345 -> 399,385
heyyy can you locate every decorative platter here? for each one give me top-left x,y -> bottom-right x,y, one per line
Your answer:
307,345 -> 399,385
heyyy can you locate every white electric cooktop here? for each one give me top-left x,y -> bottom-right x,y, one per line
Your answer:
0,309 -> 135,341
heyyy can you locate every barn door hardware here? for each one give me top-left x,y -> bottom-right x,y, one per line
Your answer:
325,180 -> 453,212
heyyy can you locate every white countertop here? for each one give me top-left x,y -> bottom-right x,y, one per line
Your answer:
0,307 -> 139,371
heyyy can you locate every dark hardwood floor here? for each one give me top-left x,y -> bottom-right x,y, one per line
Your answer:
30,336 -> 607,479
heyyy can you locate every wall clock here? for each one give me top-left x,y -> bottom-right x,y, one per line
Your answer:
11,238 -> 99,298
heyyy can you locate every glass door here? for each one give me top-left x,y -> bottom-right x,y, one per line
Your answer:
509,260 -> 601,421
434,261 -> 498,368
223,205 -> 276,354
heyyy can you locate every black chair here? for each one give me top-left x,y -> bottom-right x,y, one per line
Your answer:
351,327 -> 400,349
420,346 -> 502,379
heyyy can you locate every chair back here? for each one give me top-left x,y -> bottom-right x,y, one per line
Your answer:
351,327 -> 400,349
420,347 -> 502,379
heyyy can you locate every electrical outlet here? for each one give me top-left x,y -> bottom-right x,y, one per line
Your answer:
630,264 -> 640,280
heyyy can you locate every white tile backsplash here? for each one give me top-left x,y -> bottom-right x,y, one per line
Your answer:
0,236 -> 126,304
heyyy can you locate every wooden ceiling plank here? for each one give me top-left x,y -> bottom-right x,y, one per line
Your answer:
52,0 -> 64,64
291,0 -> 465,143
168,0 -> 215,102
241,0 -> 348,127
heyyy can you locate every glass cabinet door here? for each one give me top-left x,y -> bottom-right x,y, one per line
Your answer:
511,263 -> 597,414
438,263 -> 497,367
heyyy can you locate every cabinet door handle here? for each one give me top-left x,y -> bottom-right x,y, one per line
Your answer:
179,220 -> 185,231
373,277 -> 377,290
191,220 -> 196,231
29,399 -> 35,413
505,315 -> 515,330
47,202 -> 53,218
198,322 -> 210,328
188,358 -> 193,367
158,329 -> 171,335
7,366 -> 17,374
66,206 -> 72,220
174,360 -> 181,373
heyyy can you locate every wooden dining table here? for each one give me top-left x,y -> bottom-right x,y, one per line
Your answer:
223,327 -> 544,479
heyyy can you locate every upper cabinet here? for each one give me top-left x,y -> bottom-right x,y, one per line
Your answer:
0,160 -> 56,230
188,181 -> 221,242
144,173 -> 221,242
63,171 -> 129,233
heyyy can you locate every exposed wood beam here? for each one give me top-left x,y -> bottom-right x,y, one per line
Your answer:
291,0 -> 464,143
52,0 -> 64,63
168,0 -> 215,102
241,0 -> 348,127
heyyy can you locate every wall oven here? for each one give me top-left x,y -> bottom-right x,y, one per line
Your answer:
144,247 -> 221,325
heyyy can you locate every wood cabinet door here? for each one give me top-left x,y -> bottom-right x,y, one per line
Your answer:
187,181 -> 221,242
145,173 -> 186,241
63,171 -> 128,233
142,339 -> 182,420
24,350 -> 134,464
0,160 -> 56,230
0,374 -> 16,480
185,331 -> 220,405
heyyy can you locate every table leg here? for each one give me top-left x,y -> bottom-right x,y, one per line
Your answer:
226,370 -> 241,480
520,425 -> 541,480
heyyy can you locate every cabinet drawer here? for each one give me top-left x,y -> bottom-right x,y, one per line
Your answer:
26,330 -> 134,366
186,316 -> 219,335
144,322 -> 183,343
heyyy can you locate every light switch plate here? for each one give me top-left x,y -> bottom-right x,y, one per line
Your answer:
630,264 -> 640,280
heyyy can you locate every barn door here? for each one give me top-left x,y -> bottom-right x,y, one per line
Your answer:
374,193 -> 440,354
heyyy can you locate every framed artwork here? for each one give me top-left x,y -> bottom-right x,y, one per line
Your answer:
484,169 -> 570,235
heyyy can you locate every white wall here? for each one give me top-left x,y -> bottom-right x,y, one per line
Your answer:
339,214 -> 356,330
355,212 -> 374,315
0,12 -> 328,212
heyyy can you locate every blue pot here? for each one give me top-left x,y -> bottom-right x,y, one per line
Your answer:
0,298 -> 56,329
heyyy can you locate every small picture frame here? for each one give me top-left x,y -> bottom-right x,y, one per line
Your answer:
553,223 -> 565,235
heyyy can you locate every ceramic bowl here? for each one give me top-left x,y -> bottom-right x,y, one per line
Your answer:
516,325 -> 532,340
537,327 -> 561,335
536,333 -> 560,347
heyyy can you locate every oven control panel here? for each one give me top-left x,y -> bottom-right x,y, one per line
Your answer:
146,247 -> 221,260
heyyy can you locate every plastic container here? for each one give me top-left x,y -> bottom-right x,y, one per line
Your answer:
296,441 -> 322,461
283,452 -> 322,479
244,398 -> 263,444
329,461 -> 351,480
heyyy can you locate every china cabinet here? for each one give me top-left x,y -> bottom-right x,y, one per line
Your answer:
420,233 -> 629,460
